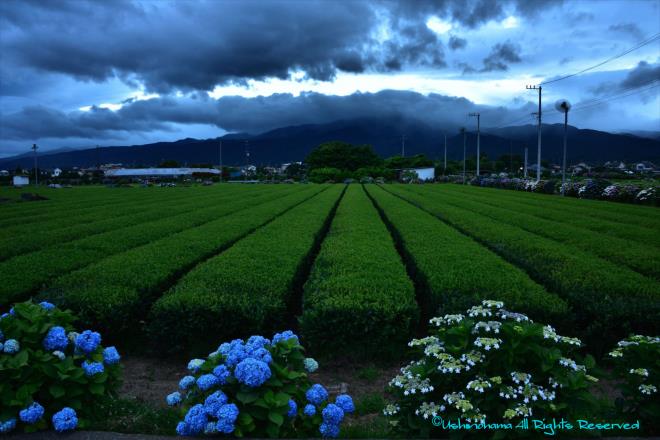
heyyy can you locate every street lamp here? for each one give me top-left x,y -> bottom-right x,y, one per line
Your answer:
554,99 -> 571,195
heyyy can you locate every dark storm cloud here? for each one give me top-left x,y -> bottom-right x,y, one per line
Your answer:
462,41 -> 522,73
620,61 -> 660,89
609,22 -> 644,39
448,36 -> 468,50
0,90 -> 532,142
1,0 -> 563,93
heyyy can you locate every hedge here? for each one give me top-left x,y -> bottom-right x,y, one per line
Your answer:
299,185 -> 418,359
364,185 -> 568,322
440,185 -> 660,249
0,188 -> 259,261
424,188 -> 660,280
148,185 -> 343,355
388,185 -> 660,352
441,184 -> 660,230
0,186 -> 302,305
49,185 -> 327,340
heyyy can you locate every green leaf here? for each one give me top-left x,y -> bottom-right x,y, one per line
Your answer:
268,411 -> 284,426
89,383 -> 105,395
236,391 -> 260,404
49,384 -> 66,398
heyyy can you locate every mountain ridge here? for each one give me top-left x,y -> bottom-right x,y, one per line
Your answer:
0,117 -> 658,169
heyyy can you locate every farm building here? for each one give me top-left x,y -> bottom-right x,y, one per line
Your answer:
104,167 -> 220,178
13,176 -> 29,186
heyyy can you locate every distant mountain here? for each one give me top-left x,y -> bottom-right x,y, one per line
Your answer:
0,117 -> 658,169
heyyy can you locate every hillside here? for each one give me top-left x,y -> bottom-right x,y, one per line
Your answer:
1,117 -> 658,169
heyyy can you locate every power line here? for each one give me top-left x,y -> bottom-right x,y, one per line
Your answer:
540,32 -> 660,85
570,81 -> 659,113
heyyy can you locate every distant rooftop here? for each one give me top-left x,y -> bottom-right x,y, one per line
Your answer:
105,167 -> 220,177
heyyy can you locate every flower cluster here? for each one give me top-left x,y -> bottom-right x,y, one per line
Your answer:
167,331 -> 352,438
608,334 -> 658,429
384,300 -> 600,438
0,300 -> 122,434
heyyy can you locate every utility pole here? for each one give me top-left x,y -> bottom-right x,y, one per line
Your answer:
401,135 -> 406,158
32,143 -> 38,186
468,113 -> 480,176
524,147 -> 528,178
526,85 -> 542,181
443,132 -> 447,174
460,127 -> 466,184
555,99 -> 572,195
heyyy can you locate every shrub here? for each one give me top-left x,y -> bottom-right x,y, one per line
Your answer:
560,181 -> 580,197
166,331 -> 353,438
0,301 -> 122,434
636,187 -> 657,205
383,300 -> 599,438
608,335 -> 659,433
578,179 -> 611,199
300,186 -> 418,359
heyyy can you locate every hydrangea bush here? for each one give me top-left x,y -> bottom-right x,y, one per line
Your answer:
0,301 -> 122,434
383,300 -> 599,438
167,330 -> 353,437
609,335 -> 659,433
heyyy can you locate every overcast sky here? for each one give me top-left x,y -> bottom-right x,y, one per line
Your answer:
0,0 -> 659,157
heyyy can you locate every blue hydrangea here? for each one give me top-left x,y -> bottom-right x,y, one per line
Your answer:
234,358 -> 271,387
179,375 -> 195,390
43,326 -> 68,351
19,402 -> 45,424
39,301 -> 56,311
0,418 -> 16,434
204,390 -> 228,416
304,357 -> 319,373
184,404 -> 208,435
306,384 -> 328,405
52,350 -> 65,360
272,330 -> 299,345
3,339 -> 20,354
287,399 -> 297,418
217,342 -> 232,355
0,313 -> 9,320
322,403 -> 344,425
9,308 -> 15,316
213,364 -> 231,384
304,404 -> 316,416
52,407 -> 78,432
0,342 -> 3,351
197,373 -> 219,391
319,422 -> 340,438
103,346 -> 120,365
187,358 -> 205,373
82,360 -> 104,376
215,403 -> 239,434
204,422 -> 217,434
166,391 -> 182,406
75,330 -> 101,354
249,347 -> 273,364
175,421 -> 189,436
225,343 -> 248,367
246,335 -> 270,351
335,394 -> 355,413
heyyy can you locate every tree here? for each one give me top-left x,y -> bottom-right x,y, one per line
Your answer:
158,160 -> 180,168
308,167 -> 346,183
384,154 -> 433,169
305,141 -> 382,171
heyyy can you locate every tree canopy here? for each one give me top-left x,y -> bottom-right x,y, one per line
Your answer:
305,141 -> 382,171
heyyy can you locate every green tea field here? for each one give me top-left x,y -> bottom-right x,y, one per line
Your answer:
1,183 -> 658,356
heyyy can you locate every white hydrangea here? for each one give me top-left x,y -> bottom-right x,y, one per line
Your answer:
639,384 -> 657,395
429,314 -> 464,327
472,321 -> 502,334
474,337 -> 502,351
559,357 -> 586,372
